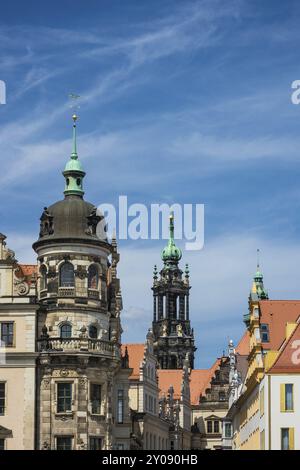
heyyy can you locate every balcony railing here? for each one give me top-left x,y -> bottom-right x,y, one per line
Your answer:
88,289 -> 100,300
58,287 -> 75,297
37,337 -> 118,357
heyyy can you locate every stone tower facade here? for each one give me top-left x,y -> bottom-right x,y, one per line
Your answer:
32,115 -> 131,450
152,214 -> 196,369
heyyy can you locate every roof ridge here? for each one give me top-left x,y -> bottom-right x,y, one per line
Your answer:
268,320 -> 300,373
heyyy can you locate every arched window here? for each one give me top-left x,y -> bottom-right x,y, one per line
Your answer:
60,323 -> 72,338
40,265 -> 47,291
88,264 -> 99,289
89,325 -> 98,339
60,262 -> 75,287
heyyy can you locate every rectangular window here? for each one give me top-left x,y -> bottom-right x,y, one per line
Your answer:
149,396 -> 153,412
90,384 -> 101,414
57,383 -> 72,413
280,384 -> 294,412
213,420 -> 219,433
0,439 -> 5,450
89,437 -> 102,450
260,324 -> 269,342
281,428 -> 294,450
207,420 -> 212,433
56,436 -> 72,450
117,389 -> 124,424
0,322 -> 14,347
225,423 -> 232,438
0,383 -> 5,416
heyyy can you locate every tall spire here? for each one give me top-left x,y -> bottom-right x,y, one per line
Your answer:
63,113 -> 86,197
161,212 -> 182,264
71,113 -> 78,158
251,249 -> 268,300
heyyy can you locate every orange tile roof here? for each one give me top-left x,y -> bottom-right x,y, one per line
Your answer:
190,358 -> 221,405
269,322 -> 300,374
259,300 -> 300,350
19,264 -> 37,276
121,344 -> 145,379
235,330 -> 250,355
157,369 -> 183,399
15,264 -> 37,286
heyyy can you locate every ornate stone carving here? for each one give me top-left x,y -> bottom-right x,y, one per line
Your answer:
85,207 -> 102,236
39,207 -> 54,237
42,441 -> 50,450
42,379 -> 50,390
16,282 -> 29,295
59,368 -> 70,377
75,265 -> 87,279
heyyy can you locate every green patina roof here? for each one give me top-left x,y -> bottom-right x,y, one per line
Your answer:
63,115 -> 85,196
161,213 -> 182,263
254,269 -> 263,280
64,157 -> 85,173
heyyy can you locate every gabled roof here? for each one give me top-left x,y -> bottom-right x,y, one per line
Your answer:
268,322 -> 300,374
121,343 -> 145,379
259,300 -> 300,350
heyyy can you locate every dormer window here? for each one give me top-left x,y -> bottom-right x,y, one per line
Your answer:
60,262 -> 75,287
260,324 -> 270,342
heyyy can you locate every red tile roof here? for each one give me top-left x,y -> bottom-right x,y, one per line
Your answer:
235,330 -> 250,355
190,359 -> 221,405
259,300 -> 300,350
269,322 -> 300,374
19,264 -> 37,277
157,370 -> 183,399
121,344 -> 145,379
15,264 -> 37,286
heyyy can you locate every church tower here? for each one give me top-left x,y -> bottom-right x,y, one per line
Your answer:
32,114 -> 131,450
152,213 -> 196,369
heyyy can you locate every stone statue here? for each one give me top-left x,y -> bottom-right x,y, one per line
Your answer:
176,323 -> 183,337
161,322 -> 168,337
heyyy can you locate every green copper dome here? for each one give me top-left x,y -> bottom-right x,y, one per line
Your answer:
254,269 -> 263,281
161,213 -> 182,263
64,157 -> 84,173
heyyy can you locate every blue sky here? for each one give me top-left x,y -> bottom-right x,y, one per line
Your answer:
1,0 -> 300,367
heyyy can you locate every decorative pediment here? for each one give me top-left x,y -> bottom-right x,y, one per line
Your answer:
204,414 -> 220,421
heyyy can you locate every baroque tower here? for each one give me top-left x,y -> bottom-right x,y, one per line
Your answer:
32,114 -> 131,450
152,213 -> 196,369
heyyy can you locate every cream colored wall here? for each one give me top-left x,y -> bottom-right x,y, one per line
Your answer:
269,374 -> 300,450
192,408 -> 227,450
0,367 -> 35,449
232,386 -> 260,450
143,416 -> 169,449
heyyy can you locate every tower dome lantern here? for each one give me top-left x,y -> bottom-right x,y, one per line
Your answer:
161,212 -> 182,264
63,113 -> 86,197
